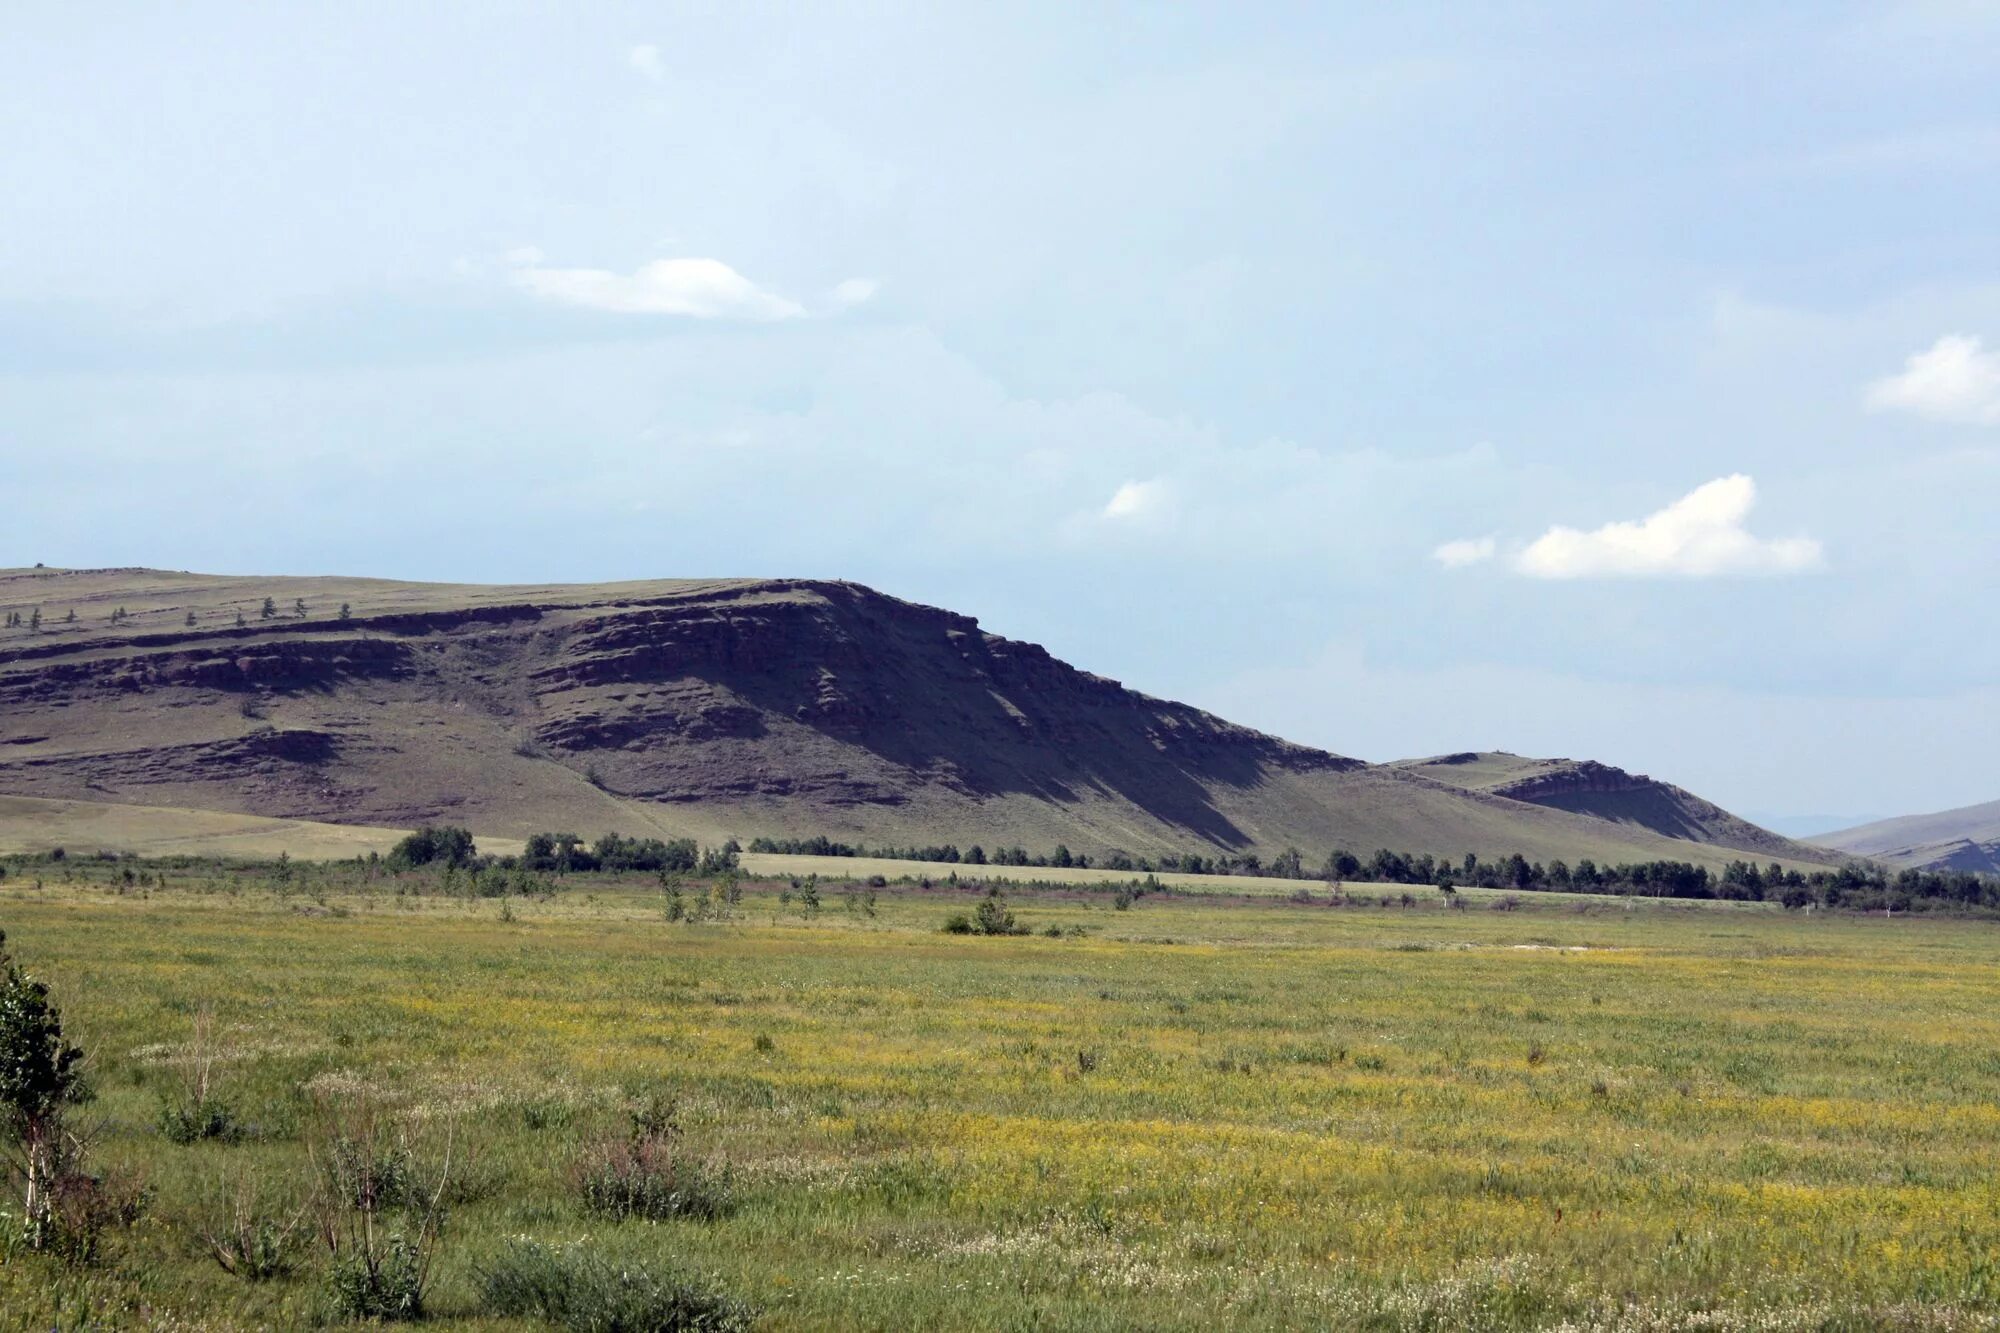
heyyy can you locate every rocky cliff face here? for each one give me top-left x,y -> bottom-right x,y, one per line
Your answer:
0,570 -> 1364,851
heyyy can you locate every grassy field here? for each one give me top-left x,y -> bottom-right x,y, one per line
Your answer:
1,859 -> 1997,1329
0,796 -> 424,861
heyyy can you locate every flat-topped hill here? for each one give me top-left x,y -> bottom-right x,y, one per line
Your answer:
0,567 -> 1838,869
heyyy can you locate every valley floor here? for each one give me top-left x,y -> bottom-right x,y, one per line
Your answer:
3,862 -> 1999,1329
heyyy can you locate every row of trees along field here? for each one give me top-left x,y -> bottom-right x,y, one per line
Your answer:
390,828 -> 742,878
745,835 -> 1999,911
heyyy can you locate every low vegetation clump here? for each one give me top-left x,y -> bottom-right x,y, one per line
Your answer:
574,1097 -> 735,1223
944,886 -> 1034,935
477,1238 -> 755,1332
155,1007 -> 244,1144
196,1178 -> 308,1282
310,1094 -> 459,1321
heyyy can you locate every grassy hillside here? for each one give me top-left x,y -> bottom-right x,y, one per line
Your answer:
0,567 -> 1836,871
1391,751 -> 1825,863
1813,797 -> 2000,873
0,859 -> 1995,1327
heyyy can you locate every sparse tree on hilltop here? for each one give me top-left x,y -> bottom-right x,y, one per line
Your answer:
259,597 -> 276,620
339,602 -> 352,621
185,611 -> 196,627
293,598 -> 306,618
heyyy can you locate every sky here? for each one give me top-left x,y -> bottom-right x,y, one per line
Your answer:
4,2 -> 1999,830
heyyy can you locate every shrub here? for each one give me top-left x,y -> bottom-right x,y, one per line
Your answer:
942,912 -> 974,935
973,886 -> 1026,936
39,1165 -> 148,1265
328,1230 -> 427,1320
477,1239 -> 754,1332
0,928 -> 95,1253
198,1176 -> 307,1281
157,1006 -> 242,1144
573,1099 -> 734,1223
308,1094 -> 458,1322
160,1097 -> 242,1145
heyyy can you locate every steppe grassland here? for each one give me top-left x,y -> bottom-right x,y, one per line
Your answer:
2,865 -> 1999,1329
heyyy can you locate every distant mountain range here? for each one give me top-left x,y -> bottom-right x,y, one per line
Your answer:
0,567 -> 1843,870
1810,800 -> 2000,875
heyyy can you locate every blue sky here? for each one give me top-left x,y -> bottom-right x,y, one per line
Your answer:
5,2 -> 1999,827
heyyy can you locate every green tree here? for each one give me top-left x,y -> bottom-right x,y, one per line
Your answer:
293,598 -> 306,617
389,825 -> 477,870
259,597 -> 276,619
0,930 -> 93,1250
339,602 -> 352,621
184,611 -> 196,627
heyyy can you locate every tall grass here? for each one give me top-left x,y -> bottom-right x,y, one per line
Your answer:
0,861 -> 1997,1327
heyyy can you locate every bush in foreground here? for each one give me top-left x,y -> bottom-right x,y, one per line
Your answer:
574,1098 -> 734,1223
478,1239 -> 754,1332
0,928 -> 98,1255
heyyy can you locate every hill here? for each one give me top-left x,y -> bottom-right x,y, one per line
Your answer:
1388,751 -> 1818,862
1811,799 -> 2000,873
0,566 -> 1839,870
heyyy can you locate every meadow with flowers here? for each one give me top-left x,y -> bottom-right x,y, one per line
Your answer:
2,856 -> 1998,1330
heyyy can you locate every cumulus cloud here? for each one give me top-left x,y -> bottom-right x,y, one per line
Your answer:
1101,477 -> 1175,523
1515,475 -> 1822,579
512,256 -> 807,320
1432,536 -> 1495,568
628,44 -> 664,83
1865,334 -> 2000,424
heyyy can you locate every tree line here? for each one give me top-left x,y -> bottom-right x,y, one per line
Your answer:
390,827 -> 740,877
747,833 -> 1998,911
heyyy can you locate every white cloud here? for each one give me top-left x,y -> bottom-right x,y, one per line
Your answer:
512,256 -> 807,320
627,44 -> 664,83
1515,475 -> 1822,579
1865,334 -> 2000,424
503,244 -> 545,266
1432,536 -> 1495,568
1101,477 -> 1175,523
829,277 -> 879,308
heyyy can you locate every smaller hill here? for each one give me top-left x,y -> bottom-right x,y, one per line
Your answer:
1389,752 -> 1828,864
1811,799 -> 2000,874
